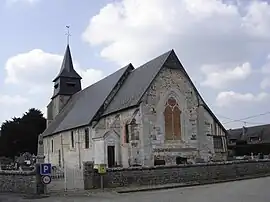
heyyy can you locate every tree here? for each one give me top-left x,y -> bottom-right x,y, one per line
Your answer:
0,108 -> 46,158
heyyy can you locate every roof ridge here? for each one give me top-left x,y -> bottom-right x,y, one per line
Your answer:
228,123 -> 270,131
101,49 -> 173,116
135,50 -> 173,69
75,64 -> 134,96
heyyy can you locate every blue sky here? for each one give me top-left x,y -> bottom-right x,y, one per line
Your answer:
0,0 -> 117,86
0,0 -> 270,129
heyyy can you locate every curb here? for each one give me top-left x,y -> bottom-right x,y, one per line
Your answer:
117,174 -> 270,193
23,194 -> 50,199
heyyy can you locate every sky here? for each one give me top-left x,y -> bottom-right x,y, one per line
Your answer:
0,0 -> 270,130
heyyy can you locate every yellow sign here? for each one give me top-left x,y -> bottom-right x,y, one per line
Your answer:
98,164 -> 106,174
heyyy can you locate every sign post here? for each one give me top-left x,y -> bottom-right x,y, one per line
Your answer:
39,163 -> 52,194
40,163 -> 52,176
97,164 -> 106,190
41,175 -> 51,185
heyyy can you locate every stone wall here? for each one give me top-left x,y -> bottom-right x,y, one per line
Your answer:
140,64 -> 227,165
84,160 -> 270,189
0,170 -> 36,194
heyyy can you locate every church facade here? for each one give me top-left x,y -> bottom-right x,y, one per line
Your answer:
41,45 -> 228,169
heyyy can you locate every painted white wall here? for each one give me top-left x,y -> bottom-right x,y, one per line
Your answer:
43,126 -> 94,169
93,139 -> 105,164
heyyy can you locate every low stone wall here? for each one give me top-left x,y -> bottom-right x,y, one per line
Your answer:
0,170 -> 36,194
84,160 -> 270,189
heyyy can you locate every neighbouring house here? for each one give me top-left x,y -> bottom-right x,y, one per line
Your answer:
227,124 -> 270,156
40,44 -> 228,169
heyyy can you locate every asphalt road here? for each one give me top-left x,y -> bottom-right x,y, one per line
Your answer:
1,177 -> 270,202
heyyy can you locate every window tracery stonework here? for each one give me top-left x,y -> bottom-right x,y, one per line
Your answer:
164,97 -> 181,140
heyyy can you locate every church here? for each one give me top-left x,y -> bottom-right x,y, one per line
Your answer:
41,44 -> 228,169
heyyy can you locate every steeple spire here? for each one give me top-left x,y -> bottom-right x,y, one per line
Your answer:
53,44 -> 82,82
51,28 -> 82,99
47,27 -> 82,123
53,25 -> 81,82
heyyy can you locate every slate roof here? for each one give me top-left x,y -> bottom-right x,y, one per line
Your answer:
43,65 -> 132,137
43,49 -> 226,137
53,45 -> 82,82
102,50 -> 172,116
227,124 -> 270,144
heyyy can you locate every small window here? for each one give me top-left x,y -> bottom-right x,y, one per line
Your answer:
176,156 -> 187,165
66,82 -> 76,87
51,139 -> 54,153
58,150 -> 61,167
213,136 -> 223,149
250,137 -> 260,142
54,83 -> 59,89
154,159 -> 165,166
71,131 -> 74,148
125,124 -> 129,143
85,128 -> 90,149
229,139 -> 237,144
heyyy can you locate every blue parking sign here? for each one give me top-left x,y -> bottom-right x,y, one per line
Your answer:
40,163 -> 52,175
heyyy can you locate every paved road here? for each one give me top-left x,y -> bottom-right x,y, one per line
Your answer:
1,177 -> 270,202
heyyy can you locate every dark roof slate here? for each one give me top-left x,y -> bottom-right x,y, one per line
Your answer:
227,124 -> 270,143
53,45 -> 82,82
43,65 -> 131,136
227,128 -> 243,140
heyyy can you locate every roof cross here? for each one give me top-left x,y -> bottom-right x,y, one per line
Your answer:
65,25 -> 71,45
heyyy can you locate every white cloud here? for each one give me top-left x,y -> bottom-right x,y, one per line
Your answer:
262,55 -> 270,74
260,78 -> 270,89
4,49 -> 104,90
79,69 -> 105,87
0,94 -> 28,105
200,62 -> 252,89
242,1 -> 270,38
82,0 -> 270,67
260,54 -> 270,89
0,95 -> 30,122
216,91 -> 269,107
2,49 -> 104,123
5,49 -> 61,85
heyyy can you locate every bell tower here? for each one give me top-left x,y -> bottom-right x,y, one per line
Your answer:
46,27 -> 82,126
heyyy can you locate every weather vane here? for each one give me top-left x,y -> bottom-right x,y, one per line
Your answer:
65,25 -> 71,45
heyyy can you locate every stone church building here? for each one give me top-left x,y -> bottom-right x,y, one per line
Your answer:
41,45 -> 228,169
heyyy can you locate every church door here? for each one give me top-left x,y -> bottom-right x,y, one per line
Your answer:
107,145 -> 115,168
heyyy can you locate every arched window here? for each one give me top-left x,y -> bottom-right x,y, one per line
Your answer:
164,97 -> 181,140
